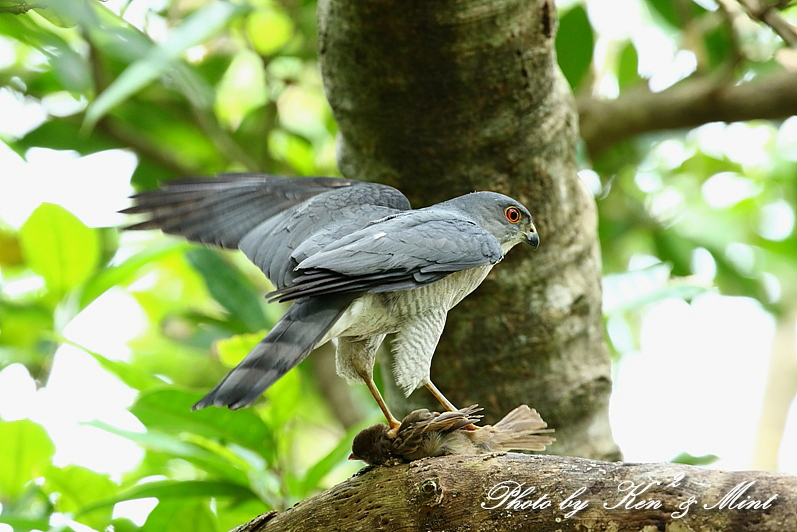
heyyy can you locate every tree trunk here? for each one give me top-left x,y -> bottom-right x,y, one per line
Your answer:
317,0 -> 617,460
235,454 -> 797,531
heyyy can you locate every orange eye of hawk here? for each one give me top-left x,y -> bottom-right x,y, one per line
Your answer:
504,206 -> 522,223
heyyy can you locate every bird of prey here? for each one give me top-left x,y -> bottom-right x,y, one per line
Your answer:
350,405 -> 555,465
123,174 -> 539,429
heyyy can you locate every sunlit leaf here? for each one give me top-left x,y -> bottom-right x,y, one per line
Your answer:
0,301 -> 52,349
0,516 -> 52,531
19,203 -> 100,297
78,480 -> 256,518
79,344 -> 166,391
80,239 -> 189,307
246,8 -> 294,56
43,465 -> 116,531
0,420 -> 55,499
215,50 -> 268,130
140,499 -> 217,532
90,421 -> 250,484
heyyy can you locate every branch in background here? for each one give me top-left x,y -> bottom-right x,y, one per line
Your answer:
234,453 -> 797,531
578,70 -> 797,158
737,0 -> 797,46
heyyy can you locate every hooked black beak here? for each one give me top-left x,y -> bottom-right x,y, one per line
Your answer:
526,231 -> 540,250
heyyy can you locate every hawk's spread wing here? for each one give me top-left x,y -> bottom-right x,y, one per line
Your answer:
123,174 -> 411,289
268,211 -> 504,302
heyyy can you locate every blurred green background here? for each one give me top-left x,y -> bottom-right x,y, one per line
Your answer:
1,0 -> 796,530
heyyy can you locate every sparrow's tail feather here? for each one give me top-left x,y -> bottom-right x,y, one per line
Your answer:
192,294 -> 355,411
487,405 -> 555,452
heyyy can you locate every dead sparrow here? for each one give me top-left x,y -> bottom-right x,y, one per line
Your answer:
350,404 -> 555,466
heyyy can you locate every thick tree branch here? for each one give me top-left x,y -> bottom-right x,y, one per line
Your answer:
235,454 -> 797,531
578,70 -> 797,158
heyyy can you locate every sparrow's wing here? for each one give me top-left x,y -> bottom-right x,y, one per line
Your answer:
124,174 -> 411,289
392,406 -> 483,457
268,211 -> 503,302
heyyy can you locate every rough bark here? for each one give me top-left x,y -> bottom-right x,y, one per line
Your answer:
235,454 -> 797,531
318,0 -> 617,461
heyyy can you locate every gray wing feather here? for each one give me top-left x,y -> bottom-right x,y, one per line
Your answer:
123,174 -> 411,289
269,212 -> 503,301
123,175 -> 359,248
238,195 -> 405,289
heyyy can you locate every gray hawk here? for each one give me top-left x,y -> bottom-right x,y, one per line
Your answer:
123,175 -> 539,429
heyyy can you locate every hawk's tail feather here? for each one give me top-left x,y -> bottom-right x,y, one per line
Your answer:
192,294 -> 356,411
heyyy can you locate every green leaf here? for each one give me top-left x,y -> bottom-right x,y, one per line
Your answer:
43,465 -> 116,531
0,516 -> 52,531
555,5 -> 594,89
617,41 -> 640,90
84,2 -> 250,127
89,422 -> 250,484
78,480 -> 256,518
704,23 -> 733,69
645,0 -> 681,27
19,203 -> 100,297
246,8 -> 294,56
216,331 -> 264,368
671,452 -> 719,466
82,344 -> 165,391
0,301 -> 52,349
0,420 -> 55,499
186,249 -> 268,332
0,11 -> 90,92
141,499 -> 217,532
130,389 -> 274,455
13,118 -> 119,156
79,239 -> 189,307
300,421 -> 371,495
